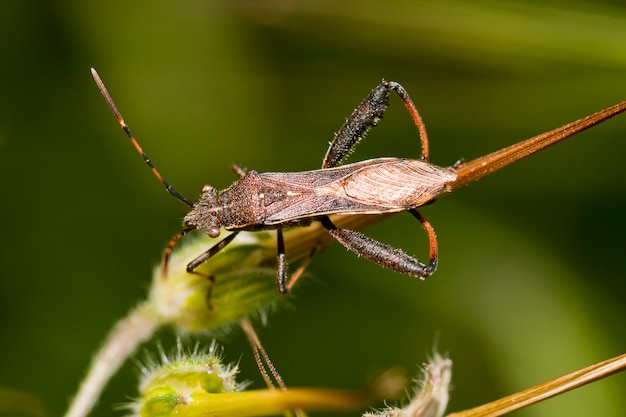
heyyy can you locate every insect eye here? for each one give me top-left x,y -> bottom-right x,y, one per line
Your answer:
201,185 -> 215,194
208,227 -> 221,238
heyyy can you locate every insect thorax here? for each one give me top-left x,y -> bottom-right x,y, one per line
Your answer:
218,171 -> 268,230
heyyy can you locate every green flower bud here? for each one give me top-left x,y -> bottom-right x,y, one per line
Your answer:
149,231 -> 284,333
127,342 -> 401,417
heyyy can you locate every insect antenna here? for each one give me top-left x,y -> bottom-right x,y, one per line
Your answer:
91,68 -> 194,208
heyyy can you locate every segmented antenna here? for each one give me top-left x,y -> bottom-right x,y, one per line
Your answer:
91,68 -> 194,208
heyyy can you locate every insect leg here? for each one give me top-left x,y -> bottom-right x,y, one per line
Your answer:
185,231 -> 240,304
231,163 -> 247,178
408,208 -> 438,274
276,229 -> 318,294
388,81 -> 430,161
320,213 -> 437,279
161,226 -> 196,277
323,81 -> 429,169
276,229 -> 288,294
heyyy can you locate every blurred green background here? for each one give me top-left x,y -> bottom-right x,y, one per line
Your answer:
1,1 -> 625,416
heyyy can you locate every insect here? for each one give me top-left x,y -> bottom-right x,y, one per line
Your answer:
92,68 -> 626,294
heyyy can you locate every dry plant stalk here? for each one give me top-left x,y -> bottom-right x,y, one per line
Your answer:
447,353 -> 626,417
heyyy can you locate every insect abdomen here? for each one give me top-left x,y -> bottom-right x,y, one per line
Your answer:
340,159 -> 456,208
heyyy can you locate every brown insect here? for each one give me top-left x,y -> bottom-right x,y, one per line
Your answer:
92,68 -> 626,294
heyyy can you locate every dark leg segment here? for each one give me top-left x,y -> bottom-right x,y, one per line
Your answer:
186,231 -> 240,272
276,229 -> 288,294
322,81 -> 430,169
276,230 -> 317,294
320,213 -> 437,279
185,231 -> 240,304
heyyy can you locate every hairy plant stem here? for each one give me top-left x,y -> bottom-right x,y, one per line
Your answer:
64,302 -> 160,417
